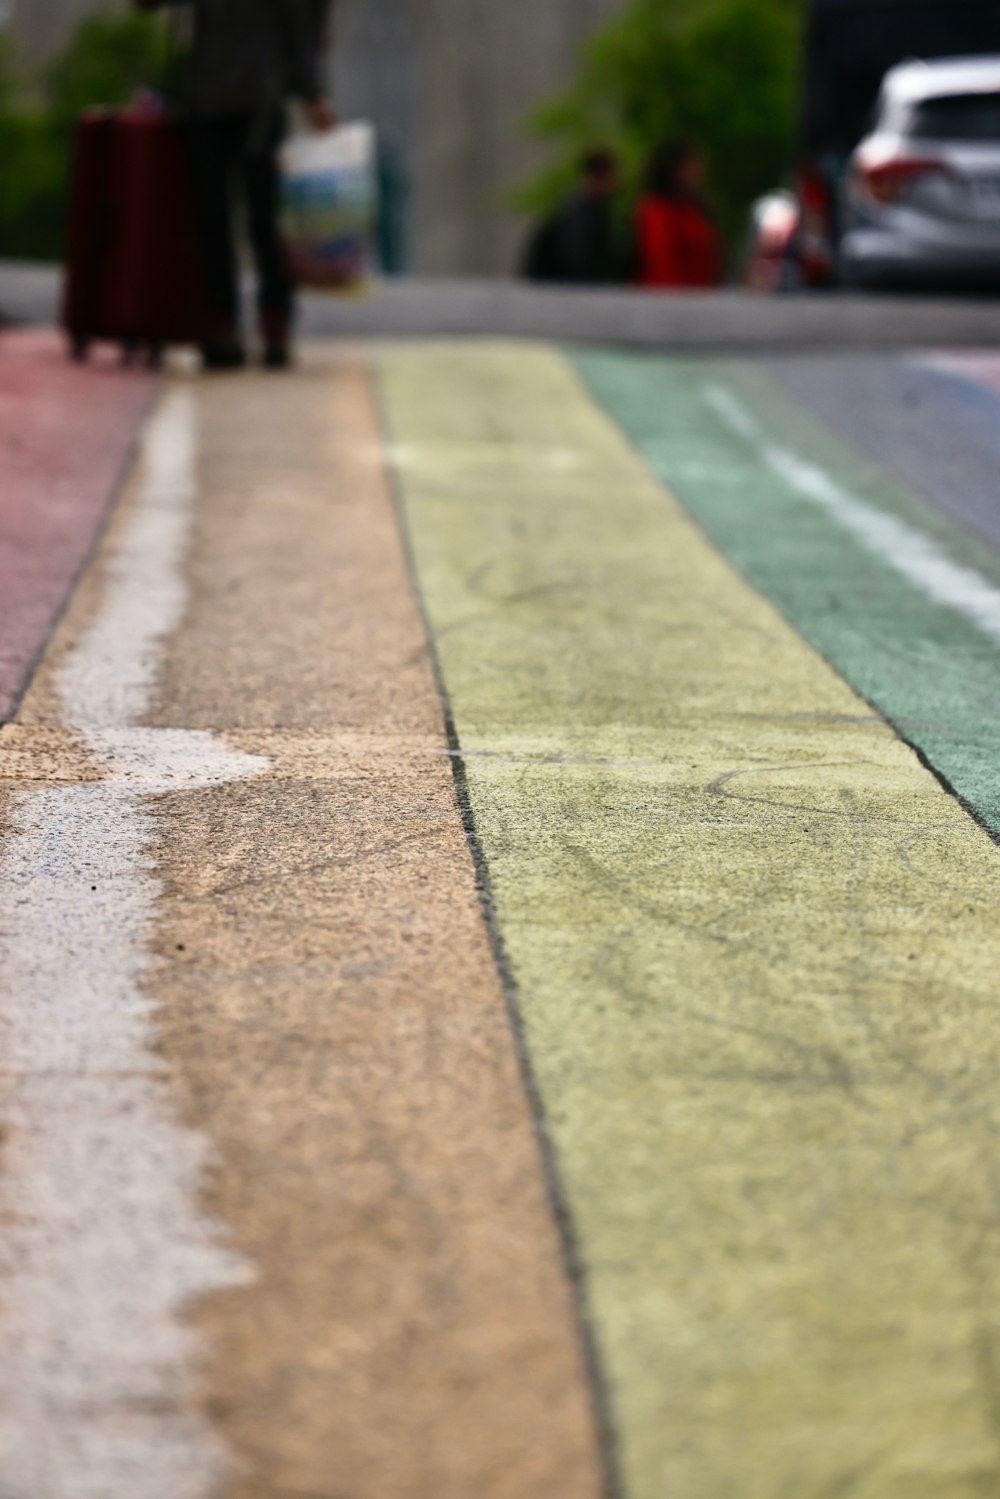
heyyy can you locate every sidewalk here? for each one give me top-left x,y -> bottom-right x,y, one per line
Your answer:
8,256 -> 1000,348
5,330 -> 1000,1497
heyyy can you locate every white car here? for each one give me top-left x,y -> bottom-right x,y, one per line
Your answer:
841,56 -> 1000,289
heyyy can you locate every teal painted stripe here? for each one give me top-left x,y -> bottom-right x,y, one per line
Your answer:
572,350 -> 1000,836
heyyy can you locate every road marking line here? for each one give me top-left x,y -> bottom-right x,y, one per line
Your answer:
705,382 -> 1000,649
0,386 -> 264,1499
61,386 -> 195,732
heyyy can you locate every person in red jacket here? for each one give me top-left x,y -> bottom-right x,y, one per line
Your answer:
635,139 -> 723,290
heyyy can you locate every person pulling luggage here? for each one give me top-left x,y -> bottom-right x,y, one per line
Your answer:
134,0 -> 336,369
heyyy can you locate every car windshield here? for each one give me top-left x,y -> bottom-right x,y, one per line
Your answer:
908,92 -> 1000,142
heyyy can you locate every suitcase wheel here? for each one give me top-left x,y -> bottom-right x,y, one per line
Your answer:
69,335 -> 91,363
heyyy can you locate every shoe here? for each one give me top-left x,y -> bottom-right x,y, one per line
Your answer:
201,338 -> 247,372
261,309 -> 292,370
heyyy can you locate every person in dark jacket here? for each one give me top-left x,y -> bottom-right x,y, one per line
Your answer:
634,139 -> 723,290
522,148 -> 629,286
135,0 -> 336,368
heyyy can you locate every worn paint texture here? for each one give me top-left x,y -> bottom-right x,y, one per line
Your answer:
7,334 -> 1000,1499
381,342 -> 1000,1499
2,350 -> 602,1498
128,352 -> 601,1499
0,329 -> 152,724
0,385 -> 262,1499
573,349 -> 1000,837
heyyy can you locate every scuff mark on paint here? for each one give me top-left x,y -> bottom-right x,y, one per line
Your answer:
0,385 -> 265,1499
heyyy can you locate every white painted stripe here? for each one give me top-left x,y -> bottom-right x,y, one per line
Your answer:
61,386 -> 196,731
0,386 -> 265,1498
704,383 -> 1000,648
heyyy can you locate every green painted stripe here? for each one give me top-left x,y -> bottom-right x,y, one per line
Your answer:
380,342 -> 1000,1499
572,348 -> 1000,836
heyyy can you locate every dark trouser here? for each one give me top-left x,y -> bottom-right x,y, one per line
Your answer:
188,113 -> 293,337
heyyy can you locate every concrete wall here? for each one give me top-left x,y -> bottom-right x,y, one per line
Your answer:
331,0 -> 623,276
5,0 -> 622,276
6,0 -> 124,66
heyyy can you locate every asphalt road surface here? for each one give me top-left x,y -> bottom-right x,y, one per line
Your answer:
4,320 -> 1000,1499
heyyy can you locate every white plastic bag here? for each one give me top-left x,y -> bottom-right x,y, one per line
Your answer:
281,122 -> 377,291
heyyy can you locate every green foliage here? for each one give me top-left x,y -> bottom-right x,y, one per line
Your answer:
44,12 -> 168,124
0,11 -> 166,261
520,0 -> 804,256
0,32 -> 19,114
0,113 -> 68,258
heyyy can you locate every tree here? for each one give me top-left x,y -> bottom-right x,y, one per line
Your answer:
0,31 -> 18,115
520,0 -> 804,257
0,12 -> 165,261
44,12 -> 168,125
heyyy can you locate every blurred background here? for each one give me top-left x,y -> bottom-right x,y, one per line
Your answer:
0,0 -> 800,276
1,0 -> 998,290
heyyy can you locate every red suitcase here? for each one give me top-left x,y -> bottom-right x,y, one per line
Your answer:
63,106 -> 213,365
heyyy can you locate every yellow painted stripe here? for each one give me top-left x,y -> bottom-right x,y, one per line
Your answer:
380,342 -> 1000,1499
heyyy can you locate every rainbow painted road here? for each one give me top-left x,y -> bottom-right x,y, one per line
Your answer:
4,330 -> 1000,1499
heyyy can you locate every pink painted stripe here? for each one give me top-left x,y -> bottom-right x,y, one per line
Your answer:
918,351 -> 1000,399
0,329 -> 154,723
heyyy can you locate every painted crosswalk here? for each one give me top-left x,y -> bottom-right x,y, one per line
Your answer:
4,338 -> 1000,1497
380,343 -> 1000,1499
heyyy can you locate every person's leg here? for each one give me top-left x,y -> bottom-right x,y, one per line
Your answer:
243,117 -> 295,366
189,116 -> 246,366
